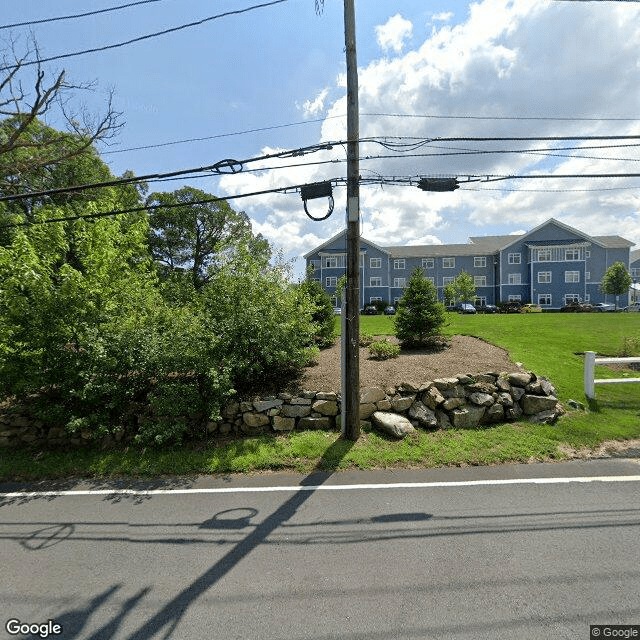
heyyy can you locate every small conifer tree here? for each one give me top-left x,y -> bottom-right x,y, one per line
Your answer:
394,268 -> 446,346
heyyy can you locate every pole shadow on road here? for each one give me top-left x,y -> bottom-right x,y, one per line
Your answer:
28,436 -> 358,639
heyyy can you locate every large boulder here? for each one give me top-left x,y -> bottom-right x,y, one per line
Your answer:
450,405 -> 486,429
371,412 -> 416,439
360,387 -> 386,404
408,401 -> 437,428
521,395 -> 558,415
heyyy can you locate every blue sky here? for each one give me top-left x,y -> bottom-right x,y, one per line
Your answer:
3,0 -> 640,278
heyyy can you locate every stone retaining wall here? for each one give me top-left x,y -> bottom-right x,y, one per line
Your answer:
0,370 -> 562,447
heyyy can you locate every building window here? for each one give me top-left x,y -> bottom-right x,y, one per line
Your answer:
585,250 -> 591,258
538,271 -> 552,284
565,293 -> 580,304
474,257 -> 486,268
443,257 -> 455,268
565,249 -> 580,261
538,294 -> 552,305
326,277 -> 337,287
393,297 -> 400,305
631,268 -> 640,277
585,272 -> 591,281
476,296 -> 487,306
324,257 -> 338,269
426,277 -> 435,284
537,248 -> 553,262
370,297 -> 382,303
330,296 -> 338,307
370,257 -> 382,269
508,253 -> 521,264
393,278 -> 406,288
508,295 -> 521,302
370,277 -> 382,287
442,277 -> 454,286
393,259 -> 405,270
474,276 -> 487,287
508,273 -> 521,285
565,271 -> 580,283
422,258 -> 434,269
311,278 -> 320,283
585,293 -> 591,302
310,260 -> 320,271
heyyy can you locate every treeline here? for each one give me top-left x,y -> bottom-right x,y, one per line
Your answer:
0,118 -> 334,445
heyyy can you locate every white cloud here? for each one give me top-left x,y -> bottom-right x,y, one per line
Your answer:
375,14 -> 413,53
219,0 -> 640,278
431,12 -> 453,23
301,88 -> 329,117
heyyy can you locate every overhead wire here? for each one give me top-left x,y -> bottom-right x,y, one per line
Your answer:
0,0 -> 288,71
0,0 -> 169,30
0,179 -> 347,229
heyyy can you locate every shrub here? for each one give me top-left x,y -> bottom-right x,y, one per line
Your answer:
394,268 -> 446,346
298,278 -> 336,347
359,332 -> 375,347
368,338 -> 400,360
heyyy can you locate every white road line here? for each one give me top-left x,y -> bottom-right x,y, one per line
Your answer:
2,475 -> 640,498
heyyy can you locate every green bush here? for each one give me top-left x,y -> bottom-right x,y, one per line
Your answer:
394,268 -> 446,346
298,278 -> 336,347
359,332 -> 375,347
368,338 -> 400,360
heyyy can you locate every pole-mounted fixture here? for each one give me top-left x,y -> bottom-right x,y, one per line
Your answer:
301,180 -> 334,221
417,177 -> 459,192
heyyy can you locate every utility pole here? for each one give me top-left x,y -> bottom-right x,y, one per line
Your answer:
341,0 -> 360,440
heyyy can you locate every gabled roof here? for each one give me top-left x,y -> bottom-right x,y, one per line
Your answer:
303,230 -> 389,258
630,249 -> 640,263
498,218 -> 608,251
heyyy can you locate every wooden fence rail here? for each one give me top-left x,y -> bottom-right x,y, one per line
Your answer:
584,351 -> 640,399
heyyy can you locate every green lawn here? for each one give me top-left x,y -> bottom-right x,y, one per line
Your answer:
1,312 -> 639,481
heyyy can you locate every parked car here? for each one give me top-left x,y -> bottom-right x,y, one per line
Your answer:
383,305 -> 396,315
476,304 -> 498,314
560,302 -> 594,312
454,303 -> 477,314
362,305 -> 378,315
521,303 -> 543,313
623,302 -> 640,312
498,302 -> 522,314
593,302 -> 616,312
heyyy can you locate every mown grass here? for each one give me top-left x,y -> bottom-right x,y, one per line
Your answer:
2,312 -> 639,481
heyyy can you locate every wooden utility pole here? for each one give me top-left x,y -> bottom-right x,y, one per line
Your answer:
341,0 -> 360,440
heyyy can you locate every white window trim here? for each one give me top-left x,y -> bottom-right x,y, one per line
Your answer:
370,277 -> 382,287
508,253 -> 521,265
565,271 -> 580,283
422,258 -> 434,269
443,257 -> 455,269
393,277 -> 406,288
538,271 -> 552,284
538,293 -> 552,306
393,259 -> 405,270
326,276 -> 337,287
370,257 -> 381,269
474,276 -> 487,287
474,257 -> 486,268
508,273 -> 522,285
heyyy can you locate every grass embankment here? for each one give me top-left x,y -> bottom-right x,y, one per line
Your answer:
2,313 -> 639,480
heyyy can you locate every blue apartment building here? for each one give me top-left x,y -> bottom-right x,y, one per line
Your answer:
304,218 -> 635,310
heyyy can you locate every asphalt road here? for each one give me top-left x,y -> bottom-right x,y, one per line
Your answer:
1,458 -> 640,640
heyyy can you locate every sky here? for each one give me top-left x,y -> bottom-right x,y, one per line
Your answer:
3,0 -> 640,278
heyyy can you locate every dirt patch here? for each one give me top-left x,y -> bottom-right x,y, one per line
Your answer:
298,335 -> 524,393
557,439 -> 640,460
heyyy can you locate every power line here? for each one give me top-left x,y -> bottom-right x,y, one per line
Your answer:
99,112 -> 640,156
0,180 -> 344,229
0,142 -> 336,203
100,115 -> 345,155
0,0 -> 288,71
0,0 -> 169,30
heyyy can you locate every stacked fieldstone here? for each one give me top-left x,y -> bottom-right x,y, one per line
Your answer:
0,371 -> 562,447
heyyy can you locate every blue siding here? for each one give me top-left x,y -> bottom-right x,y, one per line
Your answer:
306,221 -> 632,310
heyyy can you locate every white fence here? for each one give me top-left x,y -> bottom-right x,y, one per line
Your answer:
584,351 -> 640,399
